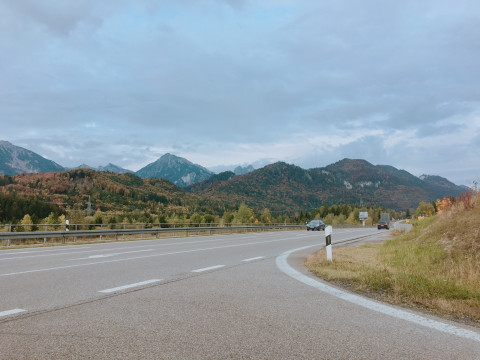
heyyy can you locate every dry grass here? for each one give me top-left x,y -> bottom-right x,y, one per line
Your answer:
306,193 -> 480,323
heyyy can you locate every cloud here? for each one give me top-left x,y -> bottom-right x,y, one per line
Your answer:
0,1 -> 479,185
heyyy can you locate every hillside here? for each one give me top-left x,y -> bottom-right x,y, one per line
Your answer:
187,159 -> 466,212
0,169 -> 224,216
306,191 -> 480,322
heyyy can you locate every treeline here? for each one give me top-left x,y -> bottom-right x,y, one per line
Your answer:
0,192 -> 63,224
2,193 -> 404,231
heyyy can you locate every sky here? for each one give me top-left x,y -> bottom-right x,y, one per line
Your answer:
1,0 -> 479,186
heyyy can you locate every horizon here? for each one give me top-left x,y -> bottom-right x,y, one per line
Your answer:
1,140 -> 469,187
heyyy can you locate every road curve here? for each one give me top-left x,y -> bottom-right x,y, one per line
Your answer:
0,229 -> 478,359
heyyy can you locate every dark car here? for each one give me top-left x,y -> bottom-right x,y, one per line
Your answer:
306,220 -> 325,231
377,221 -> 389,230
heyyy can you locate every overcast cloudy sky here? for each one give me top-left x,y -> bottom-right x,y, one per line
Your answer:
1,0 -> 479,185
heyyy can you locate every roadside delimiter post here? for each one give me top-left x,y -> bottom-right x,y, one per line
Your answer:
325,225 -> 332,262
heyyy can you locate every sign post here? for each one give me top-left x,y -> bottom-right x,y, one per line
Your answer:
359,212 -> 368,227
325,225 -> 332,262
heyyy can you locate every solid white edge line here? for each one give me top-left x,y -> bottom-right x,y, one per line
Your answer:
0,308 -> 27,317
276,245 -> 480,343
99,279 -> 162,293
192,265 -> 225,273
242,256 -> 265,262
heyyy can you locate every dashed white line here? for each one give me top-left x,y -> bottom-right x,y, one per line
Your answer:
68,248 -> 154,261
192,265 -> 225,273
99,279 -> 162,293
0,308 -> 27,317
242,256 -> 265,262
1,236 -> 296,277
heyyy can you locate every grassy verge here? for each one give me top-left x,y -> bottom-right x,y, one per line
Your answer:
305,196 -> 480,323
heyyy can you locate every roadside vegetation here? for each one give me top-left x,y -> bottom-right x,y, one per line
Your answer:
306,191 -> 480,323
1,193 -> 402,232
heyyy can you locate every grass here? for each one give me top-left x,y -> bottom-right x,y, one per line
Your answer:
305,193 -> 480,323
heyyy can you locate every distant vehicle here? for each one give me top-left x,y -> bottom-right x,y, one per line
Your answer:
380,212 -> 390,222
306,220 -> 325,231
377,221 -> 389,230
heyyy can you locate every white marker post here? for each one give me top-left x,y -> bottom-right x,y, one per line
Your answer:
325,225 -> 333,261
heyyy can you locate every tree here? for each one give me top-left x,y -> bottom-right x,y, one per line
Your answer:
232,203 -> 254,224
260,208 -> 272,223
190,213 -> 204,226
93,212 -> 103,225
222,211 -> 234,226
204,214 -> 215,224
43,212 -> 59,230
415,202 -> 435,217
19,214 -> 33,232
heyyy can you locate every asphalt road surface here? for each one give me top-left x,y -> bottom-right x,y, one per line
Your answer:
1,228 -> 479,359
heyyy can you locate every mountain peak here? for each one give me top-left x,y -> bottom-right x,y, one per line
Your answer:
0,141 -> 65,175
98,163 -> 132,174
136,154 -> 213,187
0,140 -> 13,147
234,164 -> 255,175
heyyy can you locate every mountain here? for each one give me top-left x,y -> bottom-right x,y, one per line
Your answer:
75,164 -> 96,170
136,153 -> 214,187
97,163 -> 133,174
187,159 -> 466,212
74,163 -> 133,174
234,165 -> 255,175
0,141 -> 65,175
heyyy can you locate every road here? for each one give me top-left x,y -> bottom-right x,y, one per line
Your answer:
1,228 -> 479,359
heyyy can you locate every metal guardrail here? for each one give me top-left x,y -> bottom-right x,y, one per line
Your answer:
393,221 -> 413,232
0,224 -> 305,247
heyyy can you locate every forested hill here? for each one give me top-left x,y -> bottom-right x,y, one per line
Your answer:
0,159 -> 467,222
0,169 -> 225,220
187,159 -> 466,212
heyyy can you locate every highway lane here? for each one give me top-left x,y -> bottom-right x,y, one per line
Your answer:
1,229 -> 363,312
1,228 -> 479,359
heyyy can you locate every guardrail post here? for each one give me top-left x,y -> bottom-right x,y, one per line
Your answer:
100,224 -> 103,241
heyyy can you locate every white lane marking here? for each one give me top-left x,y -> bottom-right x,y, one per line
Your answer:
67,249 -> 154,261
276,245 -> 480,343
0,245 -> 155,261
99,279 -> 162,293
1,236 -> 299,277
242,256 -> 265,262
0,247 -> 93,256
192,265 -> 225,273
0,308 -> 27,317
